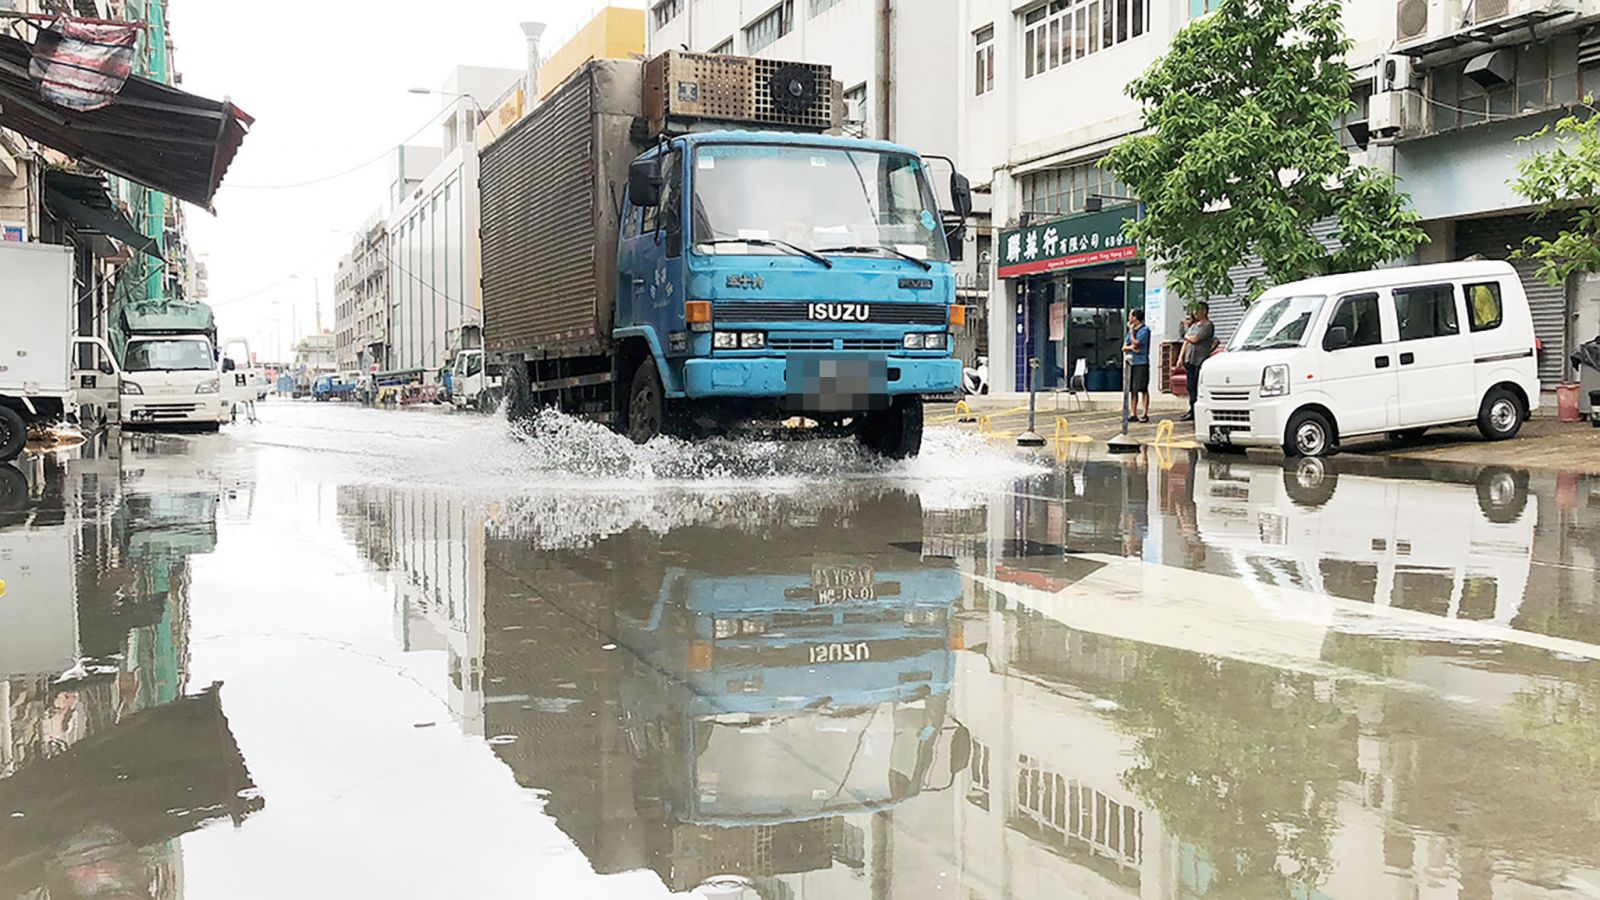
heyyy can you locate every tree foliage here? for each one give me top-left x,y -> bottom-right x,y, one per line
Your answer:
1103,0 -> 1425,304
1510,105 -> 1600,285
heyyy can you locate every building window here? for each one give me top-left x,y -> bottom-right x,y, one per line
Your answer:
745,0 -> 796,54
810,0 -> 844,14
1023,0 -> 1146,78
652,0 -> 684,31
975,26 -> 996,96
1019,158 -> 1133,218
710,37 -> 734,54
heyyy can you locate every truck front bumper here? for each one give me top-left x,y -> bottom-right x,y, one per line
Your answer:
681,356 -> 962,400
123,397 -> 227,425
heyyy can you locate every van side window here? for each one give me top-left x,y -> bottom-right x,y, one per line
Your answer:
1393,284 -> 1459,341
1328,293 -> 1384,349
1465,282 -> 1503,332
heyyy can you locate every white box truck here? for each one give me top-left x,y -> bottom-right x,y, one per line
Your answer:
2,242 -> 122,461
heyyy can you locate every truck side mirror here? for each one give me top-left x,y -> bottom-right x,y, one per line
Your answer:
950,172 -> 973,220
223,358 -> 237,372
99,361 -> 116,376
629,158 -> 664,208
1323,326 -> 1351,351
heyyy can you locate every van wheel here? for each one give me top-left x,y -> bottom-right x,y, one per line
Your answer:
0,406 -> 26,462
1284,409 -> 1335,458
1477,388 -> 1524,441
1475,465 -> 1530,523
858,397 -> 925,460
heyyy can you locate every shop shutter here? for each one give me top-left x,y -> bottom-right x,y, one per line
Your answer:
1453,214 -> 1570,386
1206,220 -> 1343,344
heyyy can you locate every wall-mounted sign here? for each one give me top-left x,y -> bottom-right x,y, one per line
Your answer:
997,205 -> 1139,279
2,222 -> 26,242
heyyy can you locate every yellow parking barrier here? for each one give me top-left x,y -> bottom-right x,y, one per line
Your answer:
1155,419 -> 1175,446
955,400 -> 976,423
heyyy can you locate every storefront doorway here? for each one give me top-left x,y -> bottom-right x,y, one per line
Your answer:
1018,263 -> 1145,392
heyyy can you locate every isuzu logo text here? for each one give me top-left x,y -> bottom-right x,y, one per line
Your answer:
807,303 -> 871,322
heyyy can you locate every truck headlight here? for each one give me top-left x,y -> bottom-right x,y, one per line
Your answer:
923,333 -> 948,351
903,333 -> 926,350
713,332 -> 738,349
739,332 -> 766,349
1261,364 -> 1290,397
120,381 -> 143,395
196,379 -> 220,394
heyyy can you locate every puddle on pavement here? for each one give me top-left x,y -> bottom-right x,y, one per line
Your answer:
1,404 -> 1599,898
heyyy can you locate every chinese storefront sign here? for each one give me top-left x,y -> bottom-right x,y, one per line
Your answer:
997,205 -> 1139,279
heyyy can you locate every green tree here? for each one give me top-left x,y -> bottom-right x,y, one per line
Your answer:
1510,105 -> 1600,284
1103,0 -> 1425,304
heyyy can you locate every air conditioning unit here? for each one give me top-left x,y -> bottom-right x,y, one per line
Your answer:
1369,89 -> 1426,138
1465,0 -> 1562,26
1379,54 -> 1416,92
1396,0 -> 1465,46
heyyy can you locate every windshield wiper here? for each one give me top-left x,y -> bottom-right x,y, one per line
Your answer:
817,244 -> 933,271
700,238 -> 832,269
1242,340 -> 1303,351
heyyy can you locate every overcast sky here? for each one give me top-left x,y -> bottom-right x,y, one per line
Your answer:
172,0 -> 644,361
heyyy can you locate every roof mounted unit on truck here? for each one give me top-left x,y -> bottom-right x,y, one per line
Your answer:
641,51 -> 841,139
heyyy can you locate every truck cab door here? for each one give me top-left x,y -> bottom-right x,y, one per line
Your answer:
70,337 -> 120,431
618,148 -> 687,360
220,338 -> 257,410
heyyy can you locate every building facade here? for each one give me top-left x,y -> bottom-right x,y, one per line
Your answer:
964,0 -> 1600,393
333,215 -> 389,373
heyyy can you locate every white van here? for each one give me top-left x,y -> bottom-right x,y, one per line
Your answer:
1196,261 -> 1541,457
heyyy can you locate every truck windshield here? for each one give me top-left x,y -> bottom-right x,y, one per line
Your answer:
124,339 -> 215,372
1230,295 -> 1325,351
691,144 -> 949,263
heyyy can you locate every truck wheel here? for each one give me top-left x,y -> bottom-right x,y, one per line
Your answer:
1477,387 -> 1524,441
0,406 -> 25,462
857,397 -> 924,460
504,363 -> 534,423
627,361 -> 676,444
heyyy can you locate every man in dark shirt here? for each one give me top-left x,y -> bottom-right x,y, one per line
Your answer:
1181,302 -> 1216,422
1123,308 -> 1152,423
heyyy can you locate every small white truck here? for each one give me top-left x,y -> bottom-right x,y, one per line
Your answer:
450,349 -> 502,412
2,242 -> 121,461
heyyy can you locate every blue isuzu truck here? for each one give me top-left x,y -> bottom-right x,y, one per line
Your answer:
479,52 -> 971,458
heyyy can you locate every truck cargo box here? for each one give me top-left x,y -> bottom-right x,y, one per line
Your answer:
1,242 -> 73,396
480,59 -> 643,361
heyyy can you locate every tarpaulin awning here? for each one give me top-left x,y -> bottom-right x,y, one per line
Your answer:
0,32 -> 252,209
43,167 -> 162,259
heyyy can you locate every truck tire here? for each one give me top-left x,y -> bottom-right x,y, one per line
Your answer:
857,397 -> 924,460
627,360 -> 680,444
504,363 -> 534,423
0,406 -> 25,462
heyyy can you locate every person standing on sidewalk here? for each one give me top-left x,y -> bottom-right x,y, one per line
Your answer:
1123,309 -> 1153,423
1180,302 -> 1216,422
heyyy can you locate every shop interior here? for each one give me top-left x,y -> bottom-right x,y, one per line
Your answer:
1021,263 -> 1145,391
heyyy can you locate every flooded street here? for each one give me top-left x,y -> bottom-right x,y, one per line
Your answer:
3,403 -> 1600,899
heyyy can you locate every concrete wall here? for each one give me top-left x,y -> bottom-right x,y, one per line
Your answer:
1394,113 -> 1560,222
387,143 -> 479,372
540,6 -> 647,99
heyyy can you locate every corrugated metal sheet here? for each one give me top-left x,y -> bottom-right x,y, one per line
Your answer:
480,60 -> 642,358
1208,220 -> 1342,343
1454,214 -> 1570,385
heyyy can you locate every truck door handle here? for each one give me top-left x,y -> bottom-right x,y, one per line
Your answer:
631,277 -> 645,287
1375,355 -> 1391,369
1399,352 -> 1415,365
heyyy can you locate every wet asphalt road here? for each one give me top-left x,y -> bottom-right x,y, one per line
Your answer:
1,402 -> 1599,899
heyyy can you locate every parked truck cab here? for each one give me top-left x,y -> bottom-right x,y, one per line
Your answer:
482,53 -> 971,459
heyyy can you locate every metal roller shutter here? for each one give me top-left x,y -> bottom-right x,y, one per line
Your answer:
1453,214 -> 1570,386
1206,220 -> 1343,344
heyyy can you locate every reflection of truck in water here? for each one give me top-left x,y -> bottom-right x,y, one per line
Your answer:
480,53 -> 971,457
1194,460 -> 1536,625
482,491 -> 961,894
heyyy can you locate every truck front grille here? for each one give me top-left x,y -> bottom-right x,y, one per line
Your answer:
716,302 -> 947,325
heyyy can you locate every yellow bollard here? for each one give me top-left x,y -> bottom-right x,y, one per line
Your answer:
956,400 -> 976,424
1053,417 -> 1070,462
1154,419 -> 1176,446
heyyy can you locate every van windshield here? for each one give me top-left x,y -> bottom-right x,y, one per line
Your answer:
1230,295 -> 1326,351
125,338 -> 215,372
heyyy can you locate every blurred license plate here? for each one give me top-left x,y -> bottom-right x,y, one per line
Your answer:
1210,427 -> 1233,444
813,564 -> 875,605
786,356 -> 888,413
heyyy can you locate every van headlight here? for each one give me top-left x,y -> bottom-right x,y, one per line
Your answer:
196,379 -> 220,394
1260,364 -> 1290,397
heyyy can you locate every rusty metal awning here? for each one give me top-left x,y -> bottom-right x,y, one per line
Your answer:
44,167 -> 163,259
0,33 -> 252,209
